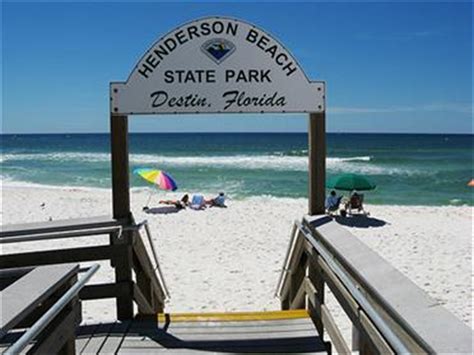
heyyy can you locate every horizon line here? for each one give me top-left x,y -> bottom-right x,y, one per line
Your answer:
1,131 -> 472,136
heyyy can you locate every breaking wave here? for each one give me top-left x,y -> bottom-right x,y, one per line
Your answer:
0,152 -> 415,175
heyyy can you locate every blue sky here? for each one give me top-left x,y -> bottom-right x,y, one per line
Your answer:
2,1 -> 472,134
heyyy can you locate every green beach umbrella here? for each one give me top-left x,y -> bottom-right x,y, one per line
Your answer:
326,173 -> 376,191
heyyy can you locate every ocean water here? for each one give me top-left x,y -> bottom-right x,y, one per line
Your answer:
1,133 -> 472,206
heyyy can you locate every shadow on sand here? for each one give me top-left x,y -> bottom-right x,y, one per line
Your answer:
143,206 -> 182,215
334,215 -> 387,228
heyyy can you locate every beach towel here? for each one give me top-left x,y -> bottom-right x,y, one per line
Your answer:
190,194 -> 205,210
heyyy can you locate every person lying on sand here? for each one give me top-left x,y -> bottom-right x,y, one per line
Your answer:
158,194 -> 189,210
205,192 -> 227,208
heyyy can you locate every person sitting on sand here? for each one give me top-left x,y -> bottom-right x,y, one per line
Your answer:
325,190 -> 342,214
205,192 -> 227,208
344,190 -> 368,215
158,194 -> 189,210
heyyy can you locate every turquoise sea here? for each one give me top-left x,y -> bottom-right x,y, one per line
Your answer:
1,133 -> 472,206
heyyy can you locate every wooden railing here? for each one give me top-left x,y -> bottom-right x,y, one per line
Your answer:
0,215 -> 168,321
276,215 -> 473,355
1,264 -> 99,354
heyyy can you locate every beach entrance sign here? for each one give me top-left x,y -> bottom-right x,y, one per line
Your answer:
110,16 -> 326,219
111,17 -> 325,114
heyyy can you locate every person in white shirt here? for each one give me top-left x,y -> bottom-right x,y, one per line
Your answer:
325,190 -> 341,212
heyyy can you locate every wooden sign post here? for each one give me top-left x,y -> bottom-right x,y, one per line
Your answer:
308,112 -> 326,215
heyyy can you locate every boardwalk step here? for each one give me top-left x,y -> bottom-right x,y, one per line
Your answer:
77,310 -> 328,354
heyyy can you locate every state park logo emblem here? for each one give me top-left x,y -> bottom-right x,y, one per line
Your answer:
201,38 -> 236,64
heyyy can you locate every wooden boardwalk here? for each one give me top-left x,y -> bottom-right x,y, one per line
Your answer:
75,310 -> 327,354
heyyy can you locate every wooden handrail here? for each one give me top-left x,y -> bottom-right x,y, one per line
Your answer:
0,214 -> 169,321
0,216 -> 125,238
3,264 -> 99,355
0,226 -> 122,244
277,217 -> 473,355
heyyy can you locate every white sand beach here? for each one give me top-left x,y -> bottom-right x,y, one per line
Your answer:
1,185 -> 472,330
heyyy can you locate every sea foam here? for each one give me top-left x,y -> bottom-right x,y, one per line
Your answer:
0,152 -> 414,175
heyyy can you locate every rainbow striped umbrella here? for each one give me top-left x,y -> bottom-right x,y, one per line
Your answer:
134,168 -> 178,191
134,168 -> 178,208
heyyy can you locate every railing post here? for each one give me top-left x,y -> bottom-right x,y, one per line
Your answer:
308,112 -> 326,215
308,251 -> 325,341
110,230 -> 134,320
110,114 -> 131,222
352,325 -> 360,351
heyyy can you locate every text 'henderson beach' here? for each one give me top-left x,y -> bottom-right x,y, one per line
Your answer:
137,20 -> 298,79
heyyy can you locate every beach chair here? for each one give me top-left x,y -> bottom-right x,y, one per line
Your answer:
190,194 -> 206,210
345,193 -> 369,216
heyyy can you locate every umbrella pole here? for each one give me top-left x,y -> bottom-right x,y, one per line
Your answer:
145,189 -> 155,207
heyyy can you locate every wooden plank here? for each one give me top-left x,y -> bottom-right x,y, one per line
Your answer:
367,299 -> 427,353
110,114 -> 131,220
154,317 -> 314,331
318,255 -> 397,354
131,313 -> 316,328
0,264 -> 78,333
359,311 -> 394,355
308,112 -> 326,215
126,325 -> 317,343
308,252 -> 325,340
307,295 -> 325,342
281,231 -> 306,303
321,304 -> 351,355
276,222 -> 298,297
151,324 -> 318,336
0,215 -> 123,238
135,256 -> 154,314
156,310 -> 310,323
317,252 -> 359,324
0,226 -> 121,244
97,321 -> 131,354
0,268 -> 33,291
0,245 -> 123,269
121,322 -> 326,351
111,231 -> 134,321
28,305 -> 77,354
76,323 -> 99,354
125,326 -> 318,341
14,278 -> 79,330
0,267 -> 33,280
290,276 -> 307,310
81,322 -> 115,354
120,337 -> 326,353
132,234 -> 165,305
304,276 -> 317,307
79,282 -> 128,300
121,317 -> 326,353
286,233 -> 306,279
133,283 -> 154,315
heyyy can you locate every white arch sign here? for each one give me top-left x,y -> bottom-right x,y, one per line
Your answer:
111,16 -> 325,115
